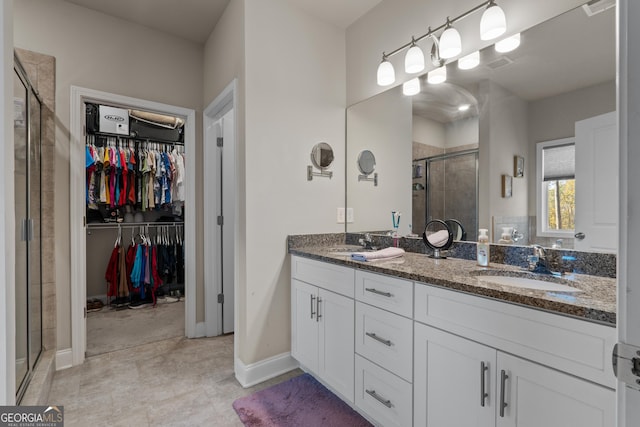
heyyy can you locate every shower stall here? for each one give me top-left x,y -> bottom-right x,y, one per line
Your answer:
412,149 -> 479,239
14,53 -> 43,403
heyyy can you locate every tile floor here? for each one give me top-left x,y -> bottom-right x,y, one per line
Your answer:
48,334 -> 302,426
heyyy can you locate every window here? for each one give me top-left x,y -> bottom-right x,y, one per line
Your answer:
536,138 -> 575,237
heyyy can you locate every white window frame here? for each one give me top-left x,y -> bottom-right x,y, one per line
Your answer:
536,137 -> 575,238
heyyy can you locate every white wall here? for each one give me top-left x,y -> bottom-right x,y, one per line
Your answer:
413,115 -> 444,147
446,116 -> 479,148
1,0 -> 14,406
13,0 -> 204,351
478,81 -> 528,233
346,0 -> 587,105
348,85 -> 412,233
242,0 -> 346,364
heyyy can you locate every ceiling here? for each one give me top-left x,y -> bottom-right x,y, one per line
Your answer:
414,4 -> 616,123
63,0 -> 382,44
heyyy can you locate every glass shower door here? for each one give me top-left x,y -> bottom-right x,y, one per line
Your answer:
14,55 -> 43,402
29,89 -> 43,370
14,67 -> 29,393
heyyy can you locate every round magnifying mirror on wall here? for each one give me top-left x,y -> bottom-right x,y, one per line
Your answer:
357,150 -> 376,176
310,142 -> 334,170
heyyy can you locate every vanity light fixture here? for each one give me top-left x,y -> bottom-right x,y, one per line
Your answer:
428,65 -> 447,84
375,1 -> 508,87
377,54 -> 395,86
405,37 -> 425,74
403,77 -> 421,96
458,50 -> 480,70
495,33 -> 521,53
439,18 -> 462,59
480,0 -> 507,40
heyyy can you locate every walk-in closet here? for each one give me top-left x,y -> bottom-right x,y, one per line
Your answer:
84,103 -> 187,356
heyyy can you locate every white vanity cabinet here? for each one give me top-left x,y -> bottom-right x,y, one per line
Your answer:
291,257 -> 355,403
354,271 -> 414,427
414,323 -> 615,427
414,284 -> 616,427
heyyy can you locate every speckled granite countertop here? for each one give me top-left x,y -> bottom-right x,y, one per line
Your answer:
289,244 -> 617,326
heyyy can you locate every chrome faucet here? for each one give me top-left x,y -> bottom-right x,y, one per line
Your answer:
359,233 -> 376,250
528,244 -> 553,274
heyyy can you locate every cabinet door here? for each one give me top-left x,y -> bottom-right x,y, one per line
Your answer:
291,279 -> 319,372
415,323 -> 496,427
318,288 -> 355,403
496,352 -> 615,427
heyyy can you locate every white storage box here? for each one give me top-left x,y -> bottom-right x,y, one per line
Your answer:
99,105 -> 129,135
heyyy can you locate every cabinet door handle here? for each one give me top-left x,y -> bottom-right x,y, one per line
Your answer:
480,361 -> 489,407
310,295 -> 316,320
365,288 -> 393,298
500,369 -> 509,417
366,389 -> 393,408
316,297 -> 322,322
365,332 -> 392,347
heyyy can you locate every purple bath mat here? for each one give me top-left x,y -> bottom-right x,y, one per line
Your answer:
232,373 -> 373,427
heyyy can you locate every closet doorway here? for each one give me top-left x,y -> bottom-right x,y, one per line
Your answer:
70,87 -> 197,367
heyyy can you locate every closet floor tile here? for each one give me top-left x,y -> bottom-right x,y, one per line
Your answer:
48,334 -> 303,426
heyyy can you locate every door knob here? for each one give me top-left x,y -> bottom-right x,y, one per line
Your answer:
574,232 -> 586,240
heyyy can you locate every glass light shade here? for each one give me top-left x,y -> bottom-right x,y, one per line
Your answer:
495,33 -> 520,53
427,66 -> 447,84
377,60 -> 395,86
405,45 -> 425,74
458,51 -> 480,70
403,77 -> 421,96
480,3 -> 507,40
439,26 -> 462,59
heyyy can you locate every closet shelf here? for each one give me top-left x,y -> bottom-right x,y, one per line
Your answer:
88,130 -> 184,146
86,221 -> 184,229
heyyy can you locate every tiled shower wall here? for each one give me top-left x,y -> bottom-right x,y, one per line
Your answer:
15,48 -> 56,351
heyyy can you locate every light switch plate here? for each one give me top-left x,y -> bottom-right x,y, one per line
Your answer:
346,208 -> 354,223
337,207 -> 345,224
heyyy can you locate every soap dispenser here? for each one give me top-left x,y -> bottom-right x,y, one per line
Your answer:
477,229 -> 490,267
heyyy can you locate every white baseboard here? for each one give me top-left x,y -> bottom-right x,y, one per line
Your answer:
235,353 -> 298,388
55,349 -> 73,371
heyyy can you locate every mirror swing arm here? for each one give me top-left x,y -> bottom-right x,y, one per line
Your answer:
358,172 -> 378,186
307,165 -> 333,181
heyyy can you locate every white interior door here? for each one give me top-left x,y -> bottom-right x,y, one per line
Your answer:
618,1 -> 640,425
574,112 -> 617,252
220,108 -> 235,334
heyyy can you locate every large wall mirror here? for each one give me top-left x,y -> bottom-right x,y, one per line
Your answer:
346,1 -> 615,252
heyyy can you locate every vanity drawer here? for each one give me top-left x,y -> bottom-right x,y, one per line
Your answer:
291,256 -> 355,298
414,283 -> 617,388
355,354 -> 412,427
355,270 -> 413,317
356,301 -> 413,382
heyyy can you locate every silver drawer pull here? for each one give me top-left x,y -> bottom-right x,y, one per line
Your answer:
366,332 -> 392,347
366,389 -> 393,408
500,370 -> 509,417
365,288 -> 393,298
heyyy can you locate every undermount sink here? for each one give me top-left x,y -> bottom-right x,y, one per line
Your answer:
472,271 -> 581,293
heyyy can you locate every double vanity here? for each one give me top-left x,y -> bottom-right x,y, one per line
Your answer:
289,236 -> 616,427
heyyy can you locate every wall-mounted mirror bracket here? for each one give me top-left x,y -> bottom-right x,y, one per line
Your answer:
358,172 -> 378,186
307,165 -> 333,181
